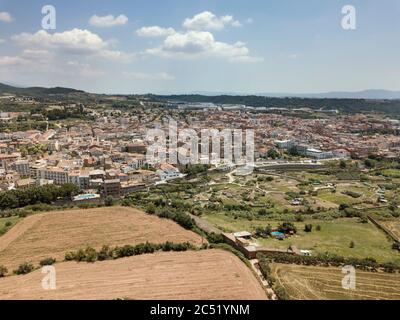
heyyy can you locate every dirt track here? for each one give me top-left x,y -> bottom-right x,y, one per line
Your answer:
0,250 -> 268,300
0,207 -> 204,270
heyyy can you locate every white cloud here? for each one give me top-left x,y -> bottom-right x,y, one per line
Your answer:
0,12 -> 13,23
89,14 -> 128,27
0,56 -> 27,67
183,11 -> 241,31
289,53 -> 298,59
136,26 -> 176,37
0,39 -> 6,44
146,30 -> 261,63
11,28 -> 129,60
123,71 -> 175,81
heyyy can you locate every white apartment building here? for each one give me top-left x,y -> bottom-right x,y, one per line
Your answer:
12,160 -> 30,177
37,167 -> 69,185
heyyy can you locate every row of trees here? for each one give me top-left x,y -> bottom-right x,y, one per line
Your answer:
257,252 -> 400,273
0,183 -> 79,212
65,242 -> 196,263
257,257 -> 289,300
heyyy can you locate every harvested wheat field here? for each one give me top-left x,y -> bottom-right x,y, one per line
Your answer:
271,263 -> 400,300
380,219 -> 400,240
0,206 -> 203,270
0,249 -> 267,300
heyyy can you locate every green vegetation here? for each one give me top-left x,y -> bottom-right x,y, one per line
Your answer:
65,242 -> 197,263
39,258 -> 56,266
13,262 -> 35,275
258,251 -> 400,273
0,265 -> 8,277
0,183 -> 79,212
152,94 -> 400,116
0,216 -> 19,235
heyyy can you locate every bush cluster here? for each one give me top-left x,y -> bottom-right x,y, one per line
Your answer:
257,252 -> 400,273
65,241 -> 196,263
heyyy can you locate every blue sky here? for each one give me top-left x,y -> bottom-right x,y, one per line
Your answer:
0,0 -> 399,94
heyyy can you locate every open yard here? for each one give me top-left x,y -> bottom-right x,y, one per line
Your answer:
0,250 -> 267,300
270,263 -> 400,300
0,206 -> 203,270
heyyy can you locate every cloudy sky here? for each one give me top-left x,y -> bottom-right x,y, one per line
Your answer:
0,0 -> 399,94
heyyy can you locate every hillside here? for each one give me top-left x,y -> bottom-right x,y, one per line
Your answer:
0,83 -> 85,96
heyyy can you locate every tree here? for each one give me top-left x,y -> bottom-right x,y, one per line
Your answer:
59,183 -> 80,198
258,208 -> 268,216
304,224 -> 313,233
339,160 -> 347,169
278,222 -> 297,234
267,148 -> 280,160
349,241 -> 355,248
39,257 -> 56,266
255,225 -> 272,238
0,265 -> 8,277
364,159 -> 376,168
359,216 -> 368,224
14,262 -> 35,275
105,196 -> 115,207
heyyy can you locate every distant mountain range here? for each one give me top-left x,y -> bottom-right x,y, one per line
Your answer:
188,89 -> 400,100
0,83 -> 84,96
1,82 -> 400,100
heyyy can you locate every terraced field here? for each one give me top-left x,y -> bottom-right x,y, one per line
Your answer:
271,263 -> 400,300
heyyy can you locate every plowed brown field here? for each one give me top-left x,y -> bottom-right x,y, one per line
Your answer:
0,250 -> 267,300
0,207 -> 203,270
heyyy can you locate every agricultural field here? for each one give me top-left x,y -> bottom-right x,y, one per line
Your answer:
0,216 -> 20,236
0,206 -> 203,270
0,250 -> 268,300
379,219 -> 400,240
203,215 -> 400,264
270,263 -> 400,300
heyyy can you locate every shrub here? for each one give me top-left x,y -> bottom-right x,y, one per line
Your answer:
5,221 -> 12,227
207,232 -> 224,244
39,257 -> 56,266
145,204 -> 156,214
274,285 -> 290,300
84,247 -> 98,262
392,242 -> 400,251
358,216 -> 369,224
278,222 -> 297,234
304,224 -> 313,233
105,196 -> 115,207
316,225 -> 321,231
98,245 -> 114,261
14,262 -> 35,275
349,241 -> 355,248
0,265 -> 8,277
